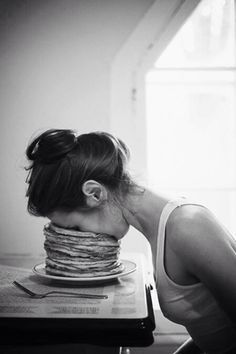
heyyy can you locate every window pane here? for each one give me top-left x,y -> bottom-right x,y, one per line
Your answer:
146,70 -> 236,189
155,0 -> 235,68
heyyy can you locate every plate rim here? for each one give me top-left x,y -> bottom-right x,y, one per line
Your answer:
32,259 -> 137,282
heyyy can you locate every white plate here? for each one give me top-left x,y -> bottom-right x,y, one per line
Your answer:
32,259 -> 137,284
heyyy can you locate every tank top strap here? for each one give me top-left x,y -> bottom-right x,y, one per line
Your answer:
155,197 -> 201,281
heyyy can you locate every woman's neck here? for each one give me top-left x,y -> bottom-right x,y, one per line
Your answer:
122,188 -> 170,250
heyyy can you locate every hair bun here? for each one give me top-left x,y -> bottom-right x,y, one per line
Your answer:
26,129 -> 77,163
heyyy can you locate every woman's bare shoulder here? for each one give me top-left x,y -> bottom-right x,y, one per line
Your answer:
166,203 -> 209,239
166,203 -> 235,260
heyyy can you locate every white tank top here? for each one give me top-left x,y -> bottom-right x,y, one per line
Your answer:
155,198 -> 236,353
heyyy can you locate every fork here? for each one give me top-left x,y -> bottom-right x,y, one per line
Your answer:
13,281 -> 108,299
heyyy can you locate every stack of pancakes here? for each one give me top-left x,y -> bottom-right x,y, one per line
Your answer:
43,223 -> 124,277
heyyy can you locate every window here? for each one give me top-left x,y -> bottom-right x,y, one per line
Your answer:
146,0 -> 236,235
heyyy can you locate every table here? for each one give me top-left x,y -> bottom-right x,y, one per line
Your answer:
0,252 -> 156,353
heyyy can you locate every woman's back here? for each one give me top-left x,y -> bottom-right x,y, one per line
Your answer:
155,198 -> 236,353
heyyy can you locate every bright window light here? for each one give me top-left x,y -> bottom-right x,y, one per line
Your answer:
145,0 -> 236,235
155,0 -> 235,68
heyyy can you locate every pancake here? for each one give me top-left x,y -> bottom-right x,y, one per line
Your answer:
43,222 -> 124,277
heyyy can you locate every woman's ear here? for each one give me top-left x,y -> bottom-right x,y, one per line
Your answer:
82,180 -> 108,208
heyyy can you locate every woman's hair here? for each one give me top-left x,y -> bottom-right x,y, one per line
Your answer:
25,129 -> 135,216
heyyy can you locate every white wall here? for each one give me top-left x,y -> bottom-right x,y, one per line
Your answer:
0,0 -> 155,254
110,0 -> 201,180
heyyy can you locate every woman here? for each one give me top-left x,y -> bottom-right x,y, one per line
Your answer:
25,128 -> 236,354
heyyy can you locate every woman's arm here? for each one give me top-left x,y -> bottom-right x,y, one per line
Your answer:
168,205 -> 236,322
